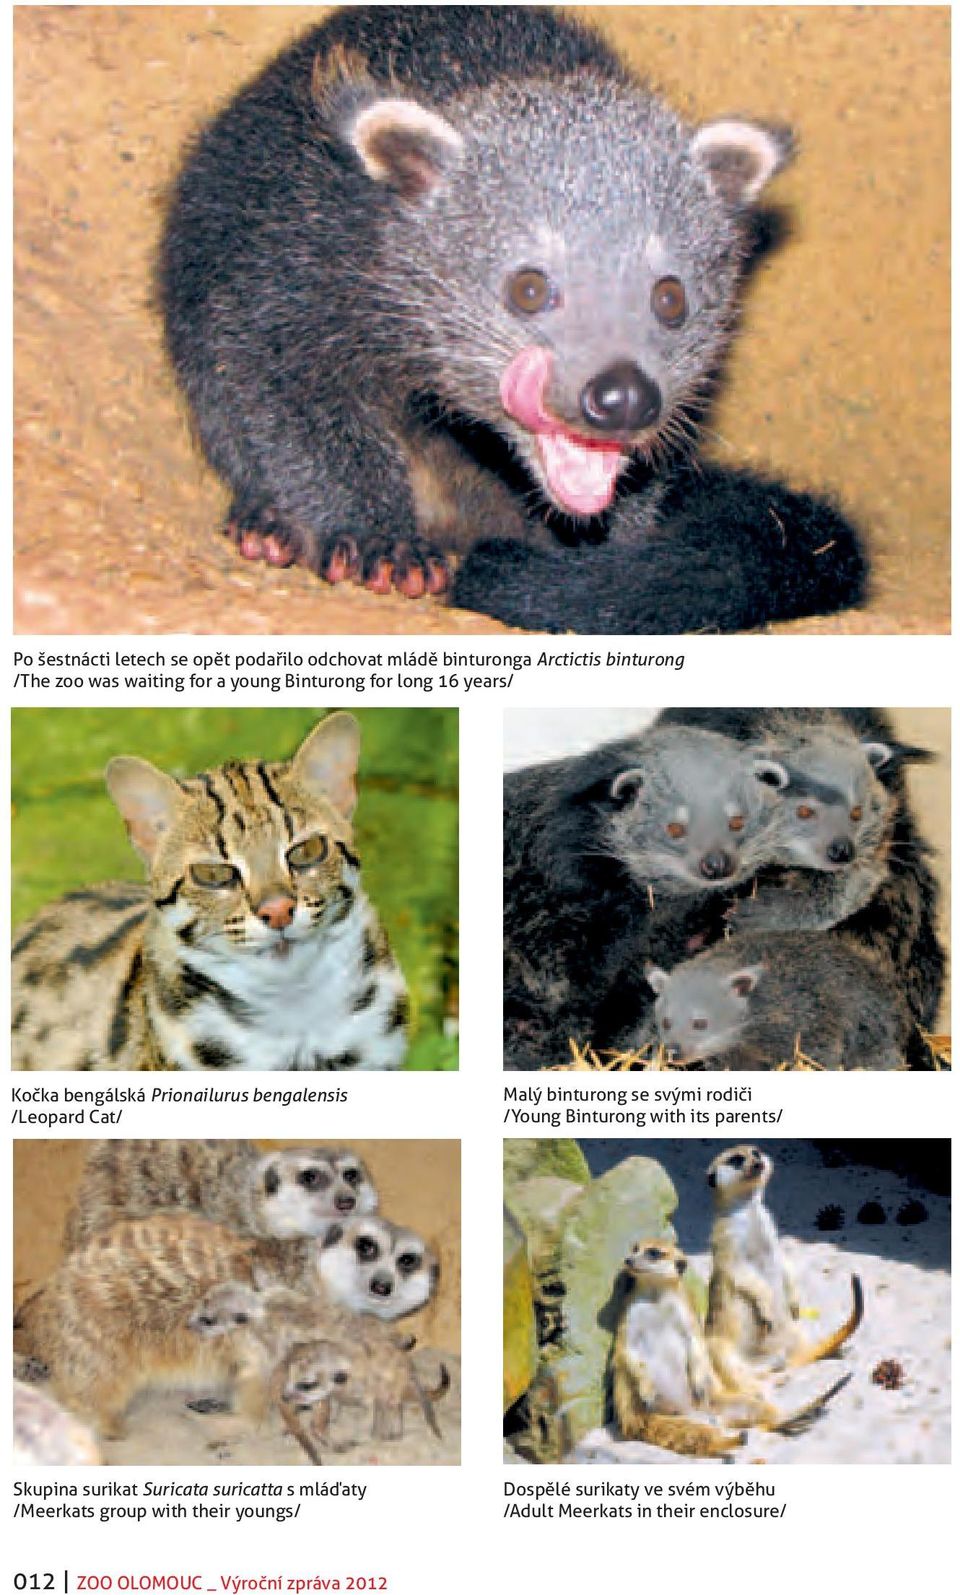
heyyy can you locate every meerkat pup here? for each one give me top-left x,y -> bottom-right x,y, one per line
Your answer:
278,1333 -> 450,1449
706,1144 -> 863,1400
188,1280 -> 449,1448
62,1139 -> 378,1251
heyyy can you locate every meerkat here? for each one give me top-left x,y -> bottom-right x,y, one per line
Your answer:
705,1144 -> 863,1400
277,1335 -> 450,1451
188,1280 -> 449,1447
610,1239 -> 748,1457
14,1213 -> 259,1438
15,1207 -> 438,1438
311,1213 -> 440,1321
611,1238 -> 850,1457
62,1139 -> 378,1252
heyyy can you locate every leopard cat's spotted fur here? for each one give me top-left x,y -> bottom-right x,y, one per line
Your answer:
12,714 -> 408,1072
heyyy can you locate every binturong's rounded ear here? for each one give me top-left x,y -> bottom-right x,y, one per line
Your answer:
610,767 -> 645,804
728,965 -> 765,999
312,44 -> 462,204
752,757 -> 790,791
862,741 -> 893,771
689,119 -> 794,206
645,965 -> 670,995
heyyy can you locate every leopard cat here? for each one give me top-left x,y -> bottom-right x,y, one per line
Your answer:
12,714 -> 409,1072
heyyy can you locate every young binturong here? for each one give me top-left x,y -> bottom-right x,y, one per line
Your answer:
159,5 -> 866,634
641,931 -> 911,1070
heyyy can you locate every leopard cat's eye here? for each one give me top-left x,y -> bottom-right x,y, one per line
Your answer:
190,861 -> 239,888
287,834 -> 329,870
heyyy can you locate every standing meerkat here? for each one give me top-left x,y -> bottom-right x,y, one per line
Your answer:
61,1139 -> 378,1252
15,1209 -> 439,1438
705,1144 -> 863,1398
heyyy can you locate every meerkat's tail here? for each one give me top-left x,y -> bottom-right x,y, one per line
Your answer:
764,1372 -> 853,1437
790,1275 -> 863,1367
412,1362 -> 451,1438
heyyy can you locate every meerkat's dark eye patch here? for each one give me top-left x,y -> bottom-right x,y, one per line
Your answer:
355,1236 -> 379,1261
333,1370 -> 349,1385
321,1224 -> 344,1249
644,1246 -> 665,1261
295,1378 -> 320,1393
396,1251 -> 421,1274
298,1167 -> 332,1190
234,1313 -> 249,1326
728,1153 -> 746,1168
340,1166 -> 361,1186
263,1166 -> 281,1196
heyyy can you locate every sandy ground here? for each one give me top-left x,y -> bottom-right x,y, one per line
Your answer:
13,1139 -> 461,1465
13,5 -> 950,636
569,1139 -> 950,1464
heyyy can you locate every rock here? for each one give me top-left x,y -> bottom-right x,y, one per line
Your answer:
503,1139 -> 591,1193
522,1155 -> 696,1458
505,1176 -> 584,1271
503,1206 -> 537,1411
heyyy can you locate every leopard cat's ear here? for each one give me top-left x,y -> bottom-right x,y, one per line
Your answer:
105,757 -> 184,863
290,713 -> 362,818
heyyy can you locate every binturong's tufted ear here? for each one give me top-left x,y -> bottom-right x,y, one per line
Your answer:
690,119 -> 794,206
313,44 -> 463,203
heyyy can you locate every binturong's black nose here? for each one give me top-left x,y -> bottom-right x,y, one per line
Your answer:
699,850 -> 734,881
827,837 -> 855,865
579,361 -> 661,433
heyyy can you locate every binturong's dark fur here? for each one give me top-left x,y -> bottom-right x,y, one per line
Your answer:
503,710 -> 944,1070
159,5 -> 868,631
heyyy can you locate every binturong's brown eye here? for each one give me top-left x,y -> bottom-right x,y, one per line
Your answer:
728,815 -> 745,832
850,806 -> 863,822
651,276 -> 687,328
796,804 -> 815,820
666,821 -> 687,839
506,268 -> 554,315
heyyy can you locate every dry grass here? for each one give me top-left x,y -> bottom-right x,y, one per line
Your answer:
548,1032 -> 951,1073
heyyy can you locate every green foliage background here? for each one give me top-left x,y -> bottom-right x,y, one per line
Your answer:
11,708 -> 459,1070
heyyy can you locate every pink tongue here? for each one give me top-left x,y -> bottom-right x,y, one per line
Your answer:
500,346 -> 624,516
